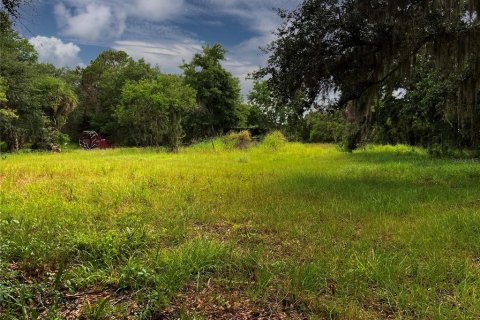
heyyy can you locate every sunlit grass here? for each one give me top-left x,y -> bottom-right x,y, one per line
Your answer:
1,143 -> 480,319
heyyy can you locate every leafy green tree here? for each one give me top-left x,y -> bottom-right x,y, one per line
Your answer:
247,80 -> 310,139
0,12 -> 38,150
79,50 -> 159,140
182,44 -> 242,139
23,76 -> 77,149
235,102 -> 251,128
115,74 -> 196,150
35,76 -> 78,130
305,111 -> 346,143
367,55 -> 480,151
0,13 -> 81,151
247,80 -> 278,130
259,0 -> 480,149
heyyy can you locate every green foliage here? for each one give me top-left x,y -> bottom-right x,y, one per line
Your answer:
259,0 -> 480,150
0,13 -> 39,151
261,130 -> 286,151
247,80 -> 279,130
223,130 -> 252,149
0,76 -> 7,103
35,76 -> 78,130
78,50 -> 160,140
0,14 -> 81,152
365,55 -> 480,152
235,103 -> 251,128
305,111 -> 346,143
247,81 -> 308,140
115,74 -> 196,150
182,44 -> 242,139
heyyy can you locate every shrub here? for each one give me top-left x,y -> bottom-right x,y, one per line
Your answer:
33,128 -> 70,151
223,130 -> 252,149
306,111 -> 346,143
262,131 -> 286,150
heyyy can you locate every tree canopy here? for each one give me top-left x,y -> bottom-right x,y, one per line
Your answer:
115,75 -> 196,150
182,44 -> 242,139
77,50 -> 160,139
260,0 -> 480,118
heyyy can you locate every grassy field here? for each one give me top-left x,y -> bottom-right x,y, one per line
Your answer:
1,141 -> 480,319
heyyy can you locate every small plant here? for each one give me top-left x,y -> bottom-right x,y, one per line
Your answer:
82,298 -> 112,320
262,131 -> 286,151
223,130 -> 252,149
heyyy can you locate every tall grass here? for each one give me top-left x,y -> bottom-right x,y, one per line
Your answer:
1,142 -> 480,318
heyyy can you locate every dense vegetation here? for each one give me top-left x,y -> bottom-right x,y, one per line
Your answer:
3,1 -> 480,154
259,0 -> 480,151
2,143 -> 480,318
0,13 -> 76,151
0,14 -> 249,153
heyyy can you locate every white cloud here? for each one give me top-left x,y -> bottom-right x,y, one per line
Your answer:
53,0 -> 186,42
54,2 -> 126,41
113,39 -> 255,96
48,0 -> 302,94
195,0 -> 300,94
196,0 -> 298,33
132,0 -> 185,21
29,36 -> 82,67
112,39 -> 203,74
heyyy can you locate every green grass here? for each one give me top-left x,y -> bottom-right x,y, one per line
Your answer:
1,142 -> 480,319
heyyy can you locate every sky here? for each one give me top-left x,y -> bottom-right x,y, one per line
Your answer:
15,0 -> 301,95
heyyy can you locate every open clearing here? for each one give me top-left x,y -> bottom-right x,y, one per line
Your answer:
1,143 -> 480,319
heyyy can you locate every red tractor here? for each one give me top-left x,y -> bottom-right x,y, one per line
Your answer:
79,131 -> 112,150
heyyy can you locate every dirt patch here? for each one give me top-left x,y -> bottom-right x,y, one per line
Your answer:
192,221 -> 303,260
44,289 -> 137,320
158,282 -> 307,320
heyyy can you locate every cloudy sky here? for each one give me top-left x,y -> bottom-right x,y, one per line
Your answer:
16,0 -> 301,94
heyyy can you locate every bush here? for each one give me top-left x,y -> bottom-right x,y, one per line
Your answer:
223,130 -> 252,149
33,128 -> 70,151
306,111 -> 346,143
262,131 -> 286,150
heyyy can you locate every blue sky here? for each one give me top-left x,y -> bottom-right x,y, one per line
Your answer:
16,0 -> 301,94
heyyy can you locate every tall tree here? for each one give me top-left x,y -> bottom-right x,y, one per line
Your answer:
115,75 -> 196,150
0,12 -> 38,150
0,75 -> 19,152
0,13 -> 80,151
247,80 -> 308,138
35,76 -> 78,131
259,0 -> 480,147
78,50 -> 159,140
182,44 -> 242,138
247,80 -> 279,131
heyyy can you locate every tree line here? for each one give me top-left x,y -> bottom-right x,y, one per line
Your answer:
258,0 -> 480,154
4,0 -> 480,155
0,14 -> 257,152
0,11 -> 329,153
